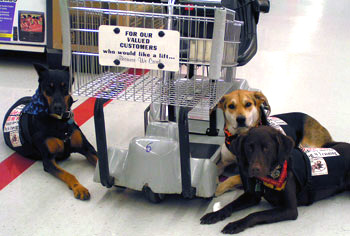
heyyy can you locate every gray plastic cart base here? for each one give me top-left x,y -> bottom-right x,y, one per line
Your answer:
94,121 -> 220,200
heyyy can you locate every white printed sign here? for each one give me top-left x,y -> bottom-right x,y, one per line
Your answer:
301,147 -> 340,159
4,104 -> 25,133
300,147 -> 340,176
99,26 -> 180,72
267,117 -> 287,135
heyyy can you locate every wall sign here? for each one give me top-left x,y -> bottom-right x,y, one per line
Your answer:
0,0 -> 17,41
99,25 -> 180,72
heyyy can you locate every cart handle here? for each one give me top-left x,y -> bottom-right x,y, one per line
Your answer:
178,106 -> 196,198
94,98 -> 114,188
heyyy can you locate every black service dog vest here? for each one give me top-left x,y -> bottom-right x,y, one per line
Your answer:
268,114 -> 347,205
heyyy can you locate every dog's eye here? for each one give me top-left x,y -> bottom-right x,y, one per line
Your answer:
228,104 -> 235,109
245,102 -> 252,108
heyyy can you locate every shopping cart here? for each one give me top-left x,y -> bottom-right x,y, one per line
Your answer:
59,0 -> 269,202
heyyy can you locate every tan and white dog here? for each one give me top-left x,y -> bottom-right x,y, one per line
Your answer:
215,90 -> 332,196
217,90 -> 271,176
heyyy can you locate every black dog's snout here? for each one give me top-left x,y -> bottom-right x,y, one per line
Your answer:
236,115 -> 246,126
251,167 -> 261,176
249,162 -> 263,177
53,103 -> 64,115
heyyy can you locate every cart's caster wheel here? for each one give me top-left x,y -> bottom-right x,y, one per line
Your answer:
142,186 -> 165,203
114,185 -> 126,191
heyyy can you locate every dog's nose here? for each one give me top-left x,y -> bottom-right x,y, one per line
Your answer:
251,167 -> 260,176
250,163 -> 262,177
53,103 -> 63,115
236,115 -> 246,126
252,167 -> 260,175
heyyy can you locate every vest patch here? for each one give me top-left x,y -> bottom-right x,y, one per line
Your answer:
4,104 -> 25,133
300,147 -> 340,176
9,131 -> 22,147
4,104 -> 26,148
267,117 -> 287,135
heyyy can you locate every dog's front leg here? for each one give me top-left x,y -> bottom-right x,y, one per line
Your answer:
70,128 -> 98,166
217,144 -> 236,175
221,206 -> 298,234
215,175 -> 242,196
221,175 -> 298,234
200,192 -> 261,225
43,158 -> 91,200
41,137 -> 91,200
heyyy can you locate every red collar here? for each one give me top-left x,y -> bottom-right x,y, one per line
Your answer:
224,128 -> 238,149
257,160 -> 288,191
224,128 -> 234,144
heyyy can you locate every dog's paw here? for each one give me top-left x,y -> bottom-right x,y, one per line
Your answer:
72,184 -> 90,200
221,220 -> 247,234
200,210 -> 231,225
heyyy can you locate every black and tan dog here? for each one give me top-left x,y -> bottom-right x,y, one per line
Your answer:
215,89 -> 332,196
201,126 -> 350,234
2,64 -> 98,200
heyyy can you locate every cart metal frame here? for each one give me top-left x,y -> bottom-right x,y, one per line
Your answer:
59,0 -> 269,200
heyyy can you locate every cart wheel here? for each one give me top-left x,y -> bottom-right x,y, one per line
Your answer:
142,186 -> 165,203
114,185 -> 126,191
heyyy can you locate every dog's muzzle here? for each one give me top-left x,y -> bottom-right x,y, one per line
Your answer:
236,115 -> 246,127
50,111 -> 74,122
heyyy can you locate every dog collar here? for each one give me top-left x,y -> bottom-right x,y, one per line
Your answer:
50,111 -> 74,124
224,128 -> 237,147
257,160 -> 288,191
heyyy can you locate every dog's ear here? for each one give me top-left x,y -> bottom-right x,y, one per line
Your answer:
230,133 -> 256,193
218,94 -> 228,110
33,63 -> 48,78
275,131 -> 294,165
253,91 -> 271,116
230,132 -> 247,157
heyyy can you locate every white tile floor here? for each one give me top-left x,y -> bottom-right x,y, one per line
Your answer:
1,0 -> 350,235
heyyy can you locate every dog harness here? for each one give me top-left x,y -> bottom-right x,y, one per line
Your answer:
251,146 -> 346,205
3,94 -> 75,159
289,146 -> 346,205
251,115 -> 347,205
3,97 -> 35,157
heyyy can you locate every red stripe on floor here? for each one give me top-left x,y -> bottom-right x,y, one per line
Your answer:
0,153 -> 35,190
0,97 -> 110,191
73,98 -> 112,126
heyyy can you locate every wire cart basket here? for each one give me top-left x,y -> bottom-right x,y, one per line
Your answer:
62,0 -> 242,110
59,0 -> 269,200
